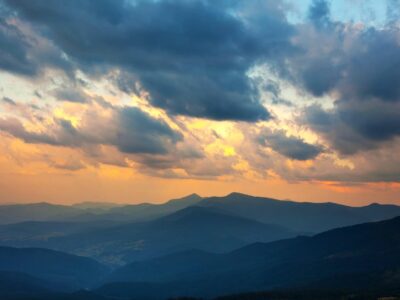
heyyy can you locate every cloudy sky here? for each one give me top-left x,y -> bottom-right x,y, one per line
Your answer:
0,0 -> 399,205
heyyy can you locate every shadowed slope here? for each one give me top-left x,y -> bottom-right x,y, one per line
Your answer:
99,216 -> 400,298
44,206 -> 296,265
0,246 -> 110,291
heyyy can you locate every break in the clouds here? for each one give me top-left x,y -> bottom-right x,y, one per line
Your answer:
0,0 -> 399,188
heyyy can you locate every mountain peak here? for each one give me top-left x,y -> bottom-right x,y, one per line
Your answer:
170,193 -> 201,201
165,193 -> 202,205
226,192 -> 252,198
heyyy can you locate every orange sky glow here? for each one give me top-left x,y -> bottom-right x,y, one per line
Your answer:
0,0 -> 399,207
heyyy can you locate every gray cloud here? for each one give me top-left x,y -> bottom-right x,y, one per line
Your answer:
0,106 -> 183,155
116,107 -> 182,155
50,158 -> 85,171
0,117 -> 69,145
2,97 -> 16,105
3,0 -> 297,121
53,87 -> 88,103
1,0 -> 400,172
259,129 -> 324,160
278,0 -> 400,104
0,19 -> 37,76
0,8 -> 72,77
303,101 -> 400,155
278,0 -> 400,155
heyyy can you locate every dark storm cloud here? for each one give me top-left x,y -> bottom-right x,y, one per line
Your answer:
314,3 -> 400,102
0,3 -> 73,77
303,101 -> 400,155
2,0 -> 400,160
0,106 -> 182,155
283,0 -> 400,103
259,129 -> 323,160
116,107 -> 182,155
282,0 -> 400,154
341,29 -> 400,102
0,19 -> 37,76
4,0 -> 296,121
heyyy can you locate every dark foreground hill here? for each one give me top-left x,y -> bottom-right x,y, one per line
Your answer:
98,216 -> 400,299
1,217 -> 400,299
0,246 -> 109,291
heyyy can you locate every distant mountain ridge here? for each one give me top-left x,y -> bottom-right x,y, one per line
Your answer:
97,193 -> 203,222
1,193 -> 399,232
0,193 -> 203,224
0,202 -> 82,224
199,192 -> 400,232
1,192 -> 400,267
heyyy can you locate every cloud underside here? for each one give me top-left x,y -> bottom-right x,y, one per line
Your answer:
259,129 -> 324,161
0,106 -> 182,155
0,0 -> 399,184
3,0 -> 287,121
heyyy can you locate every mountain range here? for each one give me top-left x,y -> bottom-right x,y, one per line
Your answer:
0,215 -> 399,299
3,193 -> 400,232
0,206 -> 296,265
0,193 -> 400,299
1,193 -> 400,266
0,193 -> 203,224
199,193 -> 400,232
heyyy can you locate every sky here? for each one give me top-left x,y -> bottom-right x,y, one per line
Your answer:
0,0 -> 399,205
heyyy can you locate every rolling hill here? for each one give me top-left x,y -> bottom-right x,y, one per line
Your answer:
0,246 -> 110,291
99,216 -> 400,299
39,206 -> 296,265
